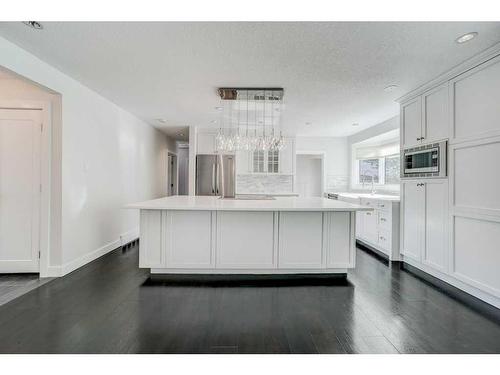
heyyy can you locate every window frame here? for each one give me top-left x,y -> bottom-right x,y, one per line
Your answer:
252,150 -> 280,173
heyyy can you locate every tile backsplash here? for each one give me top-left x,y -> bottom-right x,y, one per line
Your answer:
326,174 -> 348,192
236,174 -> 294,194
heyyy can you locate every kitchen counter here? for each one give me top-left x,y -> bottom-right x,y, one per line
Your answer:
128,196 -> 371,275
326,192 -> 400,202
127,195 -> 371,212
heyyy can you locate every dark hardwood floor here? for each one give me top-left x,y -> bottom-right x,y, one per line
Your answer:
1,242 -> 500,353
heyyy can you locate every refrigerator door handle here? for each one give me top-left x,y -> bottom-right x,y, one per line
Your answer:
212,163 -> 216,194
216,160 -> 220,195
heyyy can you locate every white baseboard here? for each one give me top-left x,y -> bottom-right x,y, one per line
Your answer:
59,227 -> 139,277
44,265 -> 62,277
120,227 -> 140,246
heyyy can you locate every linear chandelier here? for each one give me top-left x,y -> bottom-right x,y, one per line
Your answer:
215,88 -> 285,152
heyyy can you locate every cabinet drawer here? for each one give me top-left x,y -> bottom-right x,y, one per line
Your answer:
378,210 -> 392,230
376,201 -> 391,212
377,229 -> 392,252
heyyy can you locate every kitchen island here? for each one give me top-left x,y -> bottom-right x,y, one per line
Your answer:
127,196 -> 371,275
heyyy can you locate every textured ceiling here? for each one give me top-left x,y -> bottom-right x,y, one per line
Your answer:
0,22 -> 499,137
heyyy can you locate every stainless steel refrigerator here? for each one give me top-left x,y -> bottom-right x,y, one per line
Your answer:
195,154 -> 235,198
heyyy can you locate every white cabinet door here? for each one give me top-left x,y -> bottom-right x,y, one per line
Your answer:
216,211 -> 276,268
139,210 -> 163,268
401,97 -> 422,147
327,212 -> 353,268
363,210 -> 378,244
279,137 -> 295,174
197,133 -> 216,154
402,182 -> 424,261
279,212 -> 324,268
423,180 -> 448,272
164,211 -> 214,268
355,211 -> 364,239
422,83 -> 449,143
452,55 -> 500,141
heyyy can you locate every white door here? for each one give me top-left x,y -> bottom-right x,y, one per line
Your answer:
296,155 -> 322,197
423,180 -> 448,272
401,97 -> 422,147
402,181 -> 424,261
0,109 -> 42,273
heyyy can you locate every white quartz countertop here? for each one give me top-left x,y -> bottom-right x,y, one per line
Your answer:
327,192 -> 400,202
127,195 -> 372,212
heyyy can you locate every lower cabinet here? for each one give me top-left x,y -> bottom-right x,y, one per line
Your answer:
216,211 -> 276,269
278,212 -> 323,268
139,210 -> 355,271
401,179 -> 448,271
342,197 -> 400,260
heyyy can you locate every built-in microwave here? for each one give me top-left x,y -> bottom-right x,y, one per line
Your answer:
402,140 -> 447,178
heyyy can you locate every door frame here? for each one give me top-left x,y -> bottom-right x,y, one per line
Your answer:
0,100 -> 51,276
167,151 -> 178,196
295,151 -> 325,197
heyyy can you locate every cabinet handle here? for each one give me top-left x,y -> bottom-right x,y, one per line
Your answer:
380,218 -> 386,222
366,212 -> 372,215
379,204 -> 385,208
379,236 -> 386,241
416,137 -> 421,141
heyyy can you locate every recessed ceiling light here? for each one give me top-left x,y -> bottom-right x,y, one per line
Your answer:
456,32 -> 478,44
210,120 -> 217,124
352,123 -> 359,127
156,118 -> 167,124
383,85 -> 398,92
305,122 -> 312,126
22,21 -> 43,30
215,106 -> 223,111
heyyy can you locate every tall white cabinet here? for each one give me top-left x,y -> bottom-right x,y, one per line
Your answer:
399,48 -> 500,309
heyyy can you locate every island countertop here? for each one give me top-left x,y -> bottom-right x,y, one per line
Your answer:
127,195 -> 372,212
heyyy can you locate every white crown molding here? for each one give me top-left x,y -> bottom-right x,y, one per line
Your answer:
397,41 -> 500,103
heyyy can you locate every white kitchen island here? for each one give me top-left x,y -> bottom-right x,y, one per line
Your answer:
127,196 -> 371,275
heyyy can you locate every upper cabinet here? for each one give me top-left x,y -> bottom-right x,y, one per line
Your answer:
450,54 -> 500,142
422,83 -> 449,143
401,83 -> 449,148
401,97 -> 422,147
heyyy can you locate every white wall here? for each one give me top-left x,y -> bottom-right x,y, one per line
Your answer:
0,36 -> 171,276
295,136 -> 348,192
347,116 -> 400,192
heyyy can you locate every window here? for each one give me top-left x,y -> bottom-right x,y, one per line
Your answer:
351,135 -> 400,190
253,150 -> 279,173
253,150 -> 265,173
384,154 -> 400,185
359,158 -> 380,184
356,154 -> 400,186
267,150 -> 279,173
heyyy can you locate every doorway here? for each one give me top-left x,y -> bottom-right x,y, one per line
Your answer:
167,153 -> 178,196
0,108 -> 42,273
296,154 -> 324,197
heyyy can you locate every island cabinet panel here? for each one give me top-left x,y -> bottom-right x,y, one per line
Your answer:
326,212 -> 354,268
278,212 -> 324,269
216,211 -> 276,268
139,210 -> 163,268
164,211 -> 214,268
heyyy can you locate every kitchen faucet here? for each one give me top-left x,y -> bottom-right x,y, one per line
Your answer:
370,176 -> 376,195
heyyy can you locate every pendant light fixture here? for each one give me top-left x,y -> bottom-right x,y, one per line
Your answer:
215,88 -> 285,153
